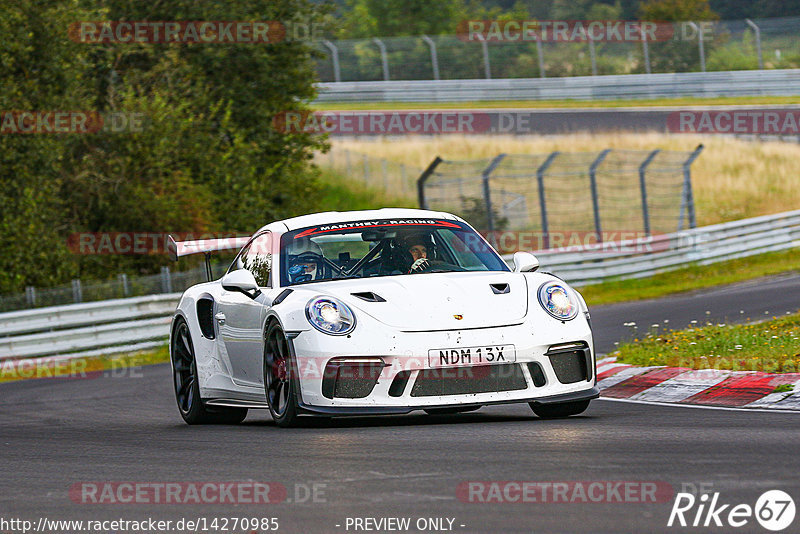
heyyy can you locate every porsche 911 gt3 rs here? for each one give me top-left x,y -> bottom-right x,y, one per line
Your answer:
168,208 -> 598,427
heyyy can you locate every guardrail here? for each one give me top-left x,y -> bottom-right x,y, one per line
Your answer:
316,69 -> 800,103
0,294 -> 180,362
521,209 -> 800,286
1,210 -> 799,364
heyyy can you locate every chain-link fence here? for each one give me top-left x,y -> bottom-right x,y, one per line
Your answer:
0,263 -> 231,313
314,146 -> 423,198
418,147 -> 703,252
315,17 -> 800,82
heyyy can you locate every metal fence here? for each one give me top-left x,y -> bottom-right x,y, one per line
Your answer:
418,147 -> 703,250
0,263 -> 229,314
315,17 -> 800,83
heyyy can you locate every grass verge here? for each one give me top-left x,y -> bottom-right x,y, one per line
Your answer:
315,166 -> 415,212
579,248 -> 800,307
614,313 -> 800,373
314,96 -> 800,111
0,345 -> 169,384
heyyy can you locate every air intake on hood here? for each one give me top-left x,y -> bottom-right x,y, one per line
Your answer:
351,291 -> 386,302
490,283 -> 510,294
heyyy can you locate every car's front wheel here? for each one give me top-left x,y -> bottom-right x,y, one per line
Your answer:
530,400 -> 590,419
171,318 -> 248,425
264,322 -> 300,428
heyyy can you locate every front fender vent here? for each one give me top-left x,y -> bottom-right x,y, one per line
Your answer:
351,291 -> 386,302
197,298 -> 215,339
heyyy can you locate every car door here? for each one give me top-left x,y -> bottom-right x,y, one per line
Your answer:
216,232 -> 273,388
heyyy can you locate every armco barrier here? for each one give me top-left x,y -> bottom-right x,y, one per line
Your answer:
0,294 -> 180,362
523,209 -> 800,285
316,69 -> 800,103
1,211 -> 799,363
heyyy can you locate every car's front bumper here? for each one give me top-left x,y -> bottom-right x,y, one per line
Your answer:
288,318 -> 597,414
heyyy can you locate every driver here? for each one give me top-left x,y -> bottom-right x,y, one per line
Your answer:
398,232 -> 435,273
286,238 -> 323,283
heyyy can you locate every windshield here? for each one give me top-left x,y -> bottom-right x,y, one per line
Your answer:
279,218 -> 509,286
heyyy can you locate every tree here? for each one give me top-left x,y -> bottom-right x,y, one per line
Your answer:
639,0 -> 720,73
0,0 -> 331,293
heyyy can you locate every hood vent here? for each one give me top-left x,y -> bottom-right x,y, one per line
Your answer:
490,283 -> 510,294
351,291 -> 386,303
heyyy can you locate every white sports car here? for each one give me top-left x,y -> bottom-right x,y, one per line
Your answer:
168,208 -> 598,427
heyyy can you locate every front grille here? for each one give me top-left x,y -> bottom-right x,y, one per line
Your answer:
410,364 -> 527,397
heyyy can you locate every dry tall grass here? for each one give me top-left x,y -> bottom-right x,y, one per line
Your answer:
331,134 -> 800,226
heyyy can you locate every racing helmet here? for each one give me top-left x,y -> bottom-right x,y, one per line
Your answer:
286,238 -> 323,283
393,230 -> 436,271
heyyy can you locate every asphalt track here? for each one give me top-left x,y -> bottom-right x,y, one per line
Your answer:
1,274 -> 799,534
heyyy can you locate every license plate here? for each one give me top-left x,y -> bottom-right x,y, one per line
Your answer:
427,345 -> 516,368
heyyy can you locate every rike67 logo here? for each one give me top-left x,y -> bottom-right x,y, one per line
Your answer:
668,490 -> 795,531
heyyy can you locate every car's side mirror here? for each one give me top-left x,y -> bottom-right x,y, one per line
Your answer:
221,269 -> 261,298
513,251 -> 539,273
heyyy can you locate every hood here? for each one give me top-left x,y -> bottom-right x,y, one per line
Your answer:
314,272 -> 530,331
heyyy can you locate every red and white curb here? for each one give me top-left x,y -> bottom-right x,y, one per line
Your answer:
597,356 -> 800,411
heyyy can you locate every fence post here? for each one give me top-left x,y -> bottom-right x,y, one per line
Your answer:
480,36 -> 491,79
71,279 -> 83,303
421,35 -> 440,80
638,149 -> 660,237
161,266 -> 172,294
25,286 -> 36,307
745,19 -> 763,69
641,26 -> 651,74
363,154 -> 370,184
345,149 -> 352,176
372,38 -> 390,81
381,158 -> 388,191
536,38 -> 546,78
321,39 -> 341,82
417,156 -> 443,209
536,151 -> 559,249
118,273 -> 130,297
588,37 -> 597,76
589,149 -> 611,242
688,22 -> 706,72
678,144 -> 703,230
400,163 -> 407,193
481,154 -> 507,245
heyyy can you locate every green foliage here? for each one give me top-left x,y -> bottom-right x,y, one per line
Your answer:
338,0 -> 469,38
0,0 -> 332,293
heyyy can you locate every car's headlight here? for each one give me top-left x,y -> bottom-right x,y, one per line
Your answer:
537,281 -> 579,321
306,296 -> 356,335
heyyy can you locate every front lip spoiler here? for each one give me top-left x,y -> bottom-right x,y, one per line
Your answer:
296,386 -> 600,416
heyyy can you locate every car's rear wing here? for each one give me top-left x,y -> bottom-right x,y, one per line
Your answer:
167,235 -> 251,281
